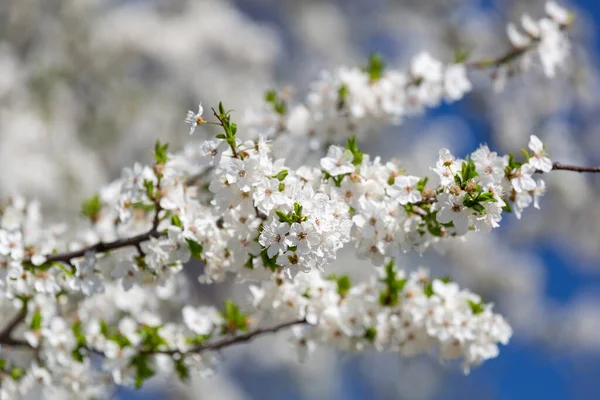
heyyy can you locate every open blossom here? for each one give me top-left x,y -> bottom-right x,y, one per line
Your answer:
387,175 -> 422,205
527,135 -> 553,172
444,64 -> 472,101
436,193 -> 472,235
537,18 -> 570,78
545,1 -> 571,25
182,306 -> 223,335
507,23 -> 532,48
320,145 -> 355,176
472,145 -> 507,187
432,148 -> 461,186
253,178 -> 289,213
286,222 -> 320,255
184,103 -> 205,135
259,219 -> 290,258
0,229 -> 24,261
511,163 -> 537,193
410,52 -> 444,106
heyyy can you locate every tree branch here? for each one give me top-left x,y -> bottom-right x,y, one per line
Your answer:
22,228 -> 165,266
23,190 -> 165,267
551,162 -> 600,173
0,307 -> 27,345
155,318 -> 307,356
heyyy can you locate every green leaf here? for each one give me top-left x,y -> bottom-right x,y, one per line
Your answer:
186,239 -> 203,260
345,136 -> 363,165
264,90 -> 287,116
276,210 -> 291,223
379,259 -> 407,306
221,300 -> 249,333
186,334 -> 212,345
272,170 -> 288,181
364,327 -> 377,342
10,366 -> 25,380
130,354 -> 155,389
153,139 -> 169,164
81,194 -> 102,223
30,311 -> 42,330
99,319 -> 110,337
417,177 -> 429,192
143,180 -> 155,199
502,199 -> 512,213
139,325 -> 168,352
476,192 -> 496,202
337,84 -> 349,109
460,160 -> 479,183
468,300 -> 485,315
453,48 -> 470,64
362,53 -> 385,81
174,357 -> 189,381
336,275 -> 351,297
171,214 -> 183,228
265,90 -> 276,103
260,248 -> 279,271
423,281 -> 434,297
72,320 -> 87,346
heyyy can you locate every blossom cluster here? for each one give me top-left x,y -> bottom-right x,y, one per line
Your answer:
241,2 -> 572,153
506,1 -> 573,78
252,262 -> 511,373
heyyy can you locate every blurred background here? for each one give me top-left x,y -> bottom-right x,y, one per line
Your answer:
1,0 -> 600,399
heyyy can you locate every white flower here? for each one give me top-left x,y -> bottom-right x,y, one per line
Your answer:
545,1 -> 571,25
527,135 -> 553,172
320,146 -> 355,176
285,222 -> 320,255
507,23 -> 532,48
258,219 -> 290,258
253,178 -> 289,213
431,149 -> 461,186
471,145 -> 507,187
511,163 -> 537,193
185,104 -> 205,135
387,175 -> 422,205
436,193 -> 472,235
411,52 -> 444,82
182,306 -> 223,335
198,140 -> 227,167
444,64 -> 472,101
521,14 -> 541,38
537,18 -> 570,78
0,229 -> 24,261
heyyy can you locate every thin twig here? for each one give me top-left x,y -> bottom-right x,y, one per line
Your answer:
551,162 -> 600,173
22,229 -> 164,266
153,318 -> 307,356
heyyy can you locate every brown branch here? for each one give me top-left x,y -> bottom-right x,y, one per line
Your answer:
0,307 -> 27,345
23,185 -> 165,267
0,319 -> 308,362
465,22 -> 571,71
551,162 -> 600,173
154,318 -> 307,356
22,229 -> 165,266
